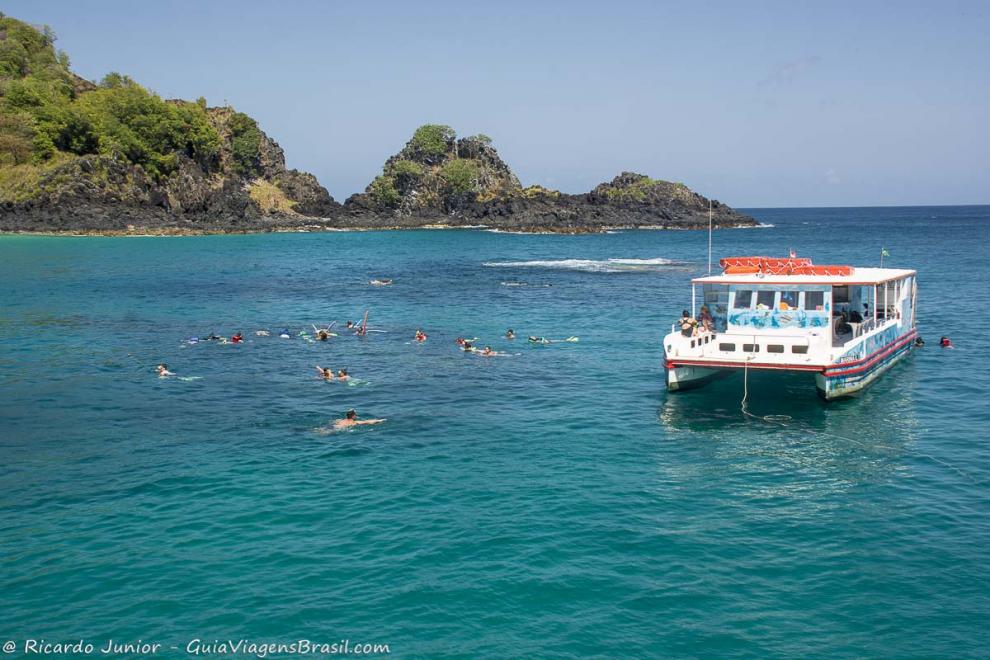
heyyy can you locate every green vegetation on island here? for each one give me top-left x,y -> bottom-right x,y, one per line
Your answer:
0,13 -> 337,230
0,12 -> 753,233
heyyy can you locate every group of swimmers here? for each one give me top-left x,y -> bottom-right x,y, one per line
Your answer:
160,314 -> 582,430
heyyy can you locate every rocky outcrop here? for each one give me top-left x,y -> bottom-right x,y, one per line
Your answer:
343,126 -> 755,231
344,126 -> 522,217
0,105 -> 340,232
0,15 -> 753,234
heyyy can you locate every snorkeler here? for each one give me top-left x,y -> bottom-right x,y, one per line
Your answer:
415,329 -> 427,342
354,311 -> 370,337
315,365 -> 334,380
479,346 -> 507,357
505,329 -> 515,339
528,336 -> 550,344
337,368 -> 350,381
156,363 -> 175,377
316,329 -> 330,341
369,278 -> 393,286
461,340 -> 476,352
940,336 -> 954,348
334,409 -> 386,429
279,328 -> 291,339
256,330 -> 270,337
231,332 -> 243,344
205,332 -> 222,341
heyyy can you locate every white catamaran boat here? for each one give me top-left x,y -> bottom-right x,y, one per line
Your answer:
663,256 -> 918,399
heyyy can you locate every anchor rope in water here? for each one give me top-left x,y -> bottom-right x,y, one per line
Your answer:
738,359 -> 978,484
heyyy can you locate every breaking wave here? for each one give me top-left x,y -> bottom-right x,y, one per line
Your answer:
483,257 -> 686,273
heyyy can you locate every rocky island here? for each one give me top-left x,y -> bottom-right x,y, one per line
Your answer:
0,15 -> 755,234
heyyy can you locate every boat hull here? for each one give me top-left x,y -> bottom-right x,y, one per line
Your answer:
665,364 -> 732,391
815,331 -> 916,399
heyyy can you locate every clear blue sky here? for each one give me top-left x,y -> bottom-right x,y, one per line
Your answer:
5,0 -> 988,206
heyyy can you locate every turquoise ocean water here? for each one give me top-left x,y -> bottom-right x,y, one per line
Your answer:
1,206 -> 988,657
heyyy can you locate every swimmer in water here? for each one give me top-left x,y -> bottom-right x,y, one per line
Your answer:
939,336 -> 954,348
231,331 -> 243,344
334,409 -> 385,429
505,329 -> 515,339
156,363 -> 174,377
462,340 -> 476,352
528,336 -> 550,344
415,329 -> 427,342
256,330 -> 270,337
345,321 -> 356,330
337,368 -> 350,381
479,346 -> 506,357
369,278 -> 393,286
279,328 -> 291,339
315,366 -> 334,380
205,332 -> 222,342
316,329 -> 330,341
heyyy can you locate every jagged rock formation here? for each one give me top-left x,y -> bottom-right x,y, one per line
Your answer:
466,172 -> 753,231
0,15 -> 338,232
344,125 -> 755,231
0,13 -> 753,234
344,125 -> 521,219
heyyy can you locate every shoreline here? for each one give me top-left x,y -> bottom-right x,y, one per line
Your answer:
0,223 -> 757,238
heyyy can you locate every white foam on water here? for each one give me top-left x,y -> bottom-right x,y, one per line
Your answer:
484,257 -> 685,273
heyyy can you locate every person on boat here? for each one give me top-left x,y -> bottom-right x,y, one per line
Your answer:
863,303 -> 871,319
337,368 -> 350,381
679,310 -> 698,337
156,363 -> 175,377
505,329 -> 516,339
315,366 -> 334,380
834,311 -> 852,336
698,306 -> 714,332
231,331 -> 243,344
415,329 -> 427,342
334,409 -> 386,429
939,336 -> 954,348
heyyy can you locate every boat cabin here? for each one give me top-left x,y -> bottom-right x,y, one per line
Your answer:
684,258 -> 916,355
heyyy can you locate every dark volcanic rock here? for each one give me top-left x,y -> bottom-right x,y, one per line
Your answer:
341,125 -> 755,232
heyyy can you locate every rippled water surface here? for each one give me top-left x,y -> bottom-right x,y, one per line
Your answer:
2,207 -> 989,657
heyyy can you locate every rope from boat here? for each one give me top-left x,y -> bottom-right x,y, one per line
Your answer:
741,358 -> 792,423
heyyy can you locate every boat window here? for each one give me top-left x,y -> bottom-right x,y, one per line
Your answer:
804,291 -> 825,311
833,285 -> 850,304
779,291 -> 799,310
755,291 -> 774,310
733,290 -> 753,310
791,345 -> 809,354
719,343 -> 736,352
767,344 -> 785,353
742,343 -> 759,352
